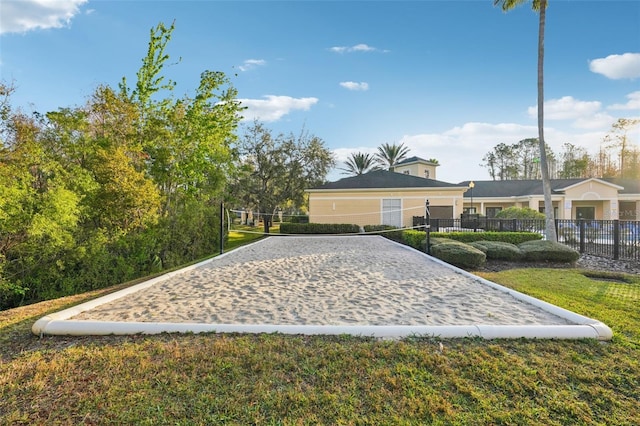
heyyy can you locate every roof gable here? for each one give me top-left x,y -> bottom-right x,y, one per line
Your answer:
310,170 -> 460,190
458,178 -> 640,198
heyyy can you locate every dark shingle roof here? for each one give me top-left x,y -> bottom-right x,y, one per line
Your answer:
395,156 -> 437,165
458,178 -> 639,198
603,178 -> 640,194
311,170 -> 461,190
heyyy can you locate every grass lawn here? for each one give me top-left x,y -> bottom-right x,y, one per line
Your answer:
1,234 -> 639,424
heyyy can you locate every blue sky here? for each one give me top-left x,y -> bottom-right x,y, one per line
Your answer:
1,0 -> 639,183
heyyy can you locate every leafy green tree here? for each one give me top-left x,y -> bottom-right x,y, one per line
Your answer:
340,152 -> 379,175
376,142 -> 410,171
234,121 -> 335,233
119,22 -> 243,267
495,207 -> 545,220
495,0 -> 557,241
0,94 -> 84,306
0,21 -> 244,308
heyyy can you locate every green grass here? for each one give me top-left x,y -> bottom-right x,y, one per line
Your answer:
1,233 -> 639,424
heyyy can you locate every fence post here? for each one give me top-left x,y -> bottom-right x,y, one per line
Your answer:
613,220 -> 620,260
579,220 -> 585,253
425,200 -> 431,255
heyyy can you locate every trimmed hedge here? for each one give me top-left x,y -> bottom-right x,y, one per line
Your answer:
279,223 -> 360,234
430,231 -> 542,245
430,240 -> 486,269
363,225 -> 403,242
468,241 -> 524,261
402,230 -> 426,250
402,230 -> 541,250
518,240 -> 580,263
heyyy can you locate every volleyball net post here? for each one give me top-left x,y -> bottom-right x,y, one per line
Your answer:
425,200 -> 431,255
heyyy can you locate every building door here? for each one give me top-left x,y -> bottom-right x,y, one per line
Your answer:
576,207 -> 595,220
382,199 -> 402,227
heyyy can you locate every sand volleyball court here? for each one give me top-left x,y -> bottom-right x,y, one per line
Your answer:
33,236 -> 613,339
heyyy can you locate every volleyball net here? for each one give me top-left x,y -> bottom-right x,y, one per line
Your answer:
226,206 -> 430,237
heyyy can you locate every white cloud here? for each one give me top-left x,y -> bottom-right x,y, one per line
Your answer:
0,0 -> 88,34
589,53 -> 640,80
329,43 -> 385,53
238,59 -> 266,72
608,91 -> 640,111
573,112 -> 616,130
332,147 -> 378,163
395,122 -> 613,183
327,118 -> 637,184
528,96 -> 602,121
238,95 -> 318,122
339,81 -> 369,91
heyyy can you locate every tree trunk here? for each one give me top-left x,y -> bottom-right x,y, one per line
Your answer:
537,0 -> 557,242
263,214 -> 271,234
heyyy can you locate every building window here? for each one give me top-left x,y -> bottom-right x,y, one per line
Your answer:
424,170 -> 430,178
403,170 -> 410,175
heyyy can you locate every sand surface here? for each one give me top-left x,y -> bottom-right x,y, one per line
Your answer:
72,236 -> 571,326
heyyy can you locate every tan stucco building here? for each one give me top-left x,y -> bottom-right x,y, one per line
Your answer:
307,158 -> 467,227
307,156 -> 640,226
460,178 -> 640,221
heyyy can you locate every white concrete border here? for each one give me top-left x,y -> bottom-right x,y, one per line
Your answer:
32,236 -> 613,340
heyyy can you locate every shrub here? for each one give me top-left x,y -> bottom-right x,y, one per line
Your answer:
430,231 -> 541,245
402,230 -> 426,250
431,240 -> 486,269
495,207 -> 545,220
364,225 -> 403,242
469,241 -> 524,261
0,279 -> 28,311
279,223 -> 360,234
518,240 -> 580,263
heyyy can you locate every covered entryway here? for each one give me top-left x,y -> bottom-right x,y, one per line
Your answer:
576,206 -> 595,220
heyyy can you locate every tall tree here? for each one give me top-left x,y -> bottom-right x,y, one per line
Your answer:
604,118 -> 640,179
559,142 -> 589,178
340,152 -> 379,175
482,142 -> 519,180
495,0 -> 556,241
375,142 -> 409,171
234,121 -> 335,233
119,22 -> 243,266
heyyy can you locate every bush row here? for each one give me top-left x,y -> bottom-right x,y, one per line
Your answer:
430,231 -> 542,245
393,229 -> 579,269
279,223 -> 360,234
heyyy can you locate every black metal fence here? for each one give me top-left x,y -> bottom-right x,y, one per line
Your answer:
556,219 -> 640,261
413,216 -> 640,261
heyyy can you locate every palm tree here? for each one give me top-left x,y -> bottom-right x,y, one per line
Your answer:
494,0 -> 557,242
376,142 -> 410,172
339,152 -> 379,175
